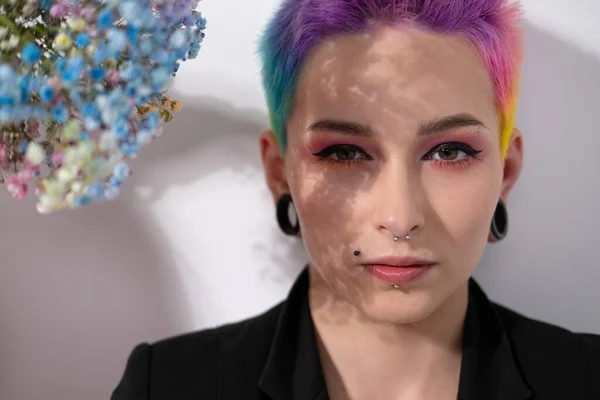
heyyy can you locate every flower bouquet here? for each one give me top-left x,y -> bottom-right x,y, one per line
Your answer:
0,0 -> 206,213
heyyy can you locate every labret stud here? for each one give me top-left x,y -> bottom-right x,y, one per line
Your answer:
393,284 -> 400,289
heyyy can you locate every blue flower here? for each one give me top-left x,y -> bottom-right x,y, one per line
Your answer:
120,142 -> 139,157
0,64 -> 16,83
72,195 -> 92,207
183,15 -> 194,27
52,103 -> 68,123
125,82 -> 137,97
75,33 -> 91,48
151,50 -> 169,64
119,2 -> 142,21
22,43 -> 42,65
152,68 -> 170,87
126,25 -> 139,43
55,58 -> 67,72
107,29 -> 127,53
19,139 -> 28,154
93,45 -> 108,65
0,95 -> 15,106
84,117 -> 100,131
83,103 -> 100,118
79,132 -> 90,141
18,76 -> 31,102
136,129 -> 153,145
89,67 -> 105,82
87,181 -> 106,200
97,9 -> 115,29
62,68 -> 79,83
146,111 -> 160,130
113,161 -> 130,180
104,186 -> 120,201
196,15 -> 207,30
140,39 -> 153,55
169,30 -> 187,49
39,84 -> 55,103
113,118 -> 130,140
39,0 -> 52,10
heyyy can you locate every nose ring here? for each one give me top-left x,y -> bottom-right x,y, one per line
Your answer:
393,232 -> 411,242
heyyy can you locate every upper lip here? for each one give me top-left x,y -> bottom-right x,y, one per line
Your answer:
361,255 -> 436,267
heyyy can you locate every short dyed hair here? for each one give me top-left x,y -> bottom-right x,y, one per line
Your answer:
258,0 -> 524,159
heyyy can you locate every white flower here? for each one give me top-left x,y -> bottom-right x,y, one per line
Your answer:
7,35 -> 20,49
0,27 -> 9,39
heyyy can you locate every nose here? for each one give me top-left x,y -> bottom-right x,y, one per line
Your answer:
369,162 -> 425,240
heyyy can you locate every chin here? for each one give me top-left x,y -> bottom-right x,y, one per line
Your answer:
358,286 -> 441,324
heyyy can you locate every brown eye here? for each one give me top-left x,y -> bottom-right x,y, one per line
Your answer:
313,144 -> 372,163
333,148 -> 359,161
424,142 -> 482,162
437,148 -> 461,161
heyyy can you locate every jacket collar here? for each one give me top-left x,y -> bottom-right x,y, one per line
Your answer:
458,279 -> 533,400
258,267 -> 328,400
258,268 -> 533,400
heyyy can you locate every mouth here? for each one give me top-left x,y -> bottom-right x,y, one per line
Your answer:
362,256 -> 437,286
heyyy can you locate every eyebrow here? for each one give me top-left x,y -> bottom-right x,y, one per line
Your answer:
308,113 -> 487,137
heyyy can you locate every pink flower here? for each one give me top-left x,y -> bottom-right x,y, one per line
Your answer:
50,4 -> 68,18
105,70 -> 120,85
6,176 -> 29,199
27,120 -> 40,136
5,167 -> 38,199
52,151 -> 63,166
81,6 -> 96,22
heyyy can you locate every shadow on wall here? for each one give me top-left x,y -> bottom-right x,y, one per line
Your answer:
475,24 -> 600,333
126,93 -> 306,283
0,85 -> 305,400
0,22 -> 597,400
0,190 -> 188,400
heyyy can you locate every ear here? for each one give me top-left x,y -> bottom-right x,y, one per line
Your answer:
488,128 -> 523,243
259,129 -> 289,204
499,128 -> 524,202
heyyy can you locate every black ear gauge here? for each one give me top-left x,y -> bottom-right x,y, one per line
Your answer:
353,250 -> 361,256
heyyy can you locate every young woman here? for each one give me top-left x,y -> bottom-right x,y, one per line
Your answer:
111,1 -> 600,399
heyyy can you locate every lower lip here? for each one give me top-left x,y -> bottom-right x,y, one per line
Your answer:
366,264 -> 432,285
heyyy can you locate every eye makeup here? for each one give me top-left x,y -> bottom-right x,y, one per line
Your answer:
304,124 -> 489,170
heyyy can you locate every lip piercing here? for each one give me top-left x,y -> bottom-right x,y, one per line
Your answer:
393,285 -> 400,289
353,250 -> 361,256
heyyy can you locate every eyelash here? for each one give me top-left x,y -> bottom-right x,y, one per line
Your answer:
312,142 -> 483,169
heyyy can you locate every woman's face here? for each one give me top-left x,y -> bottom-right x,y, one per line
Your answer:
262,25 -> 522,324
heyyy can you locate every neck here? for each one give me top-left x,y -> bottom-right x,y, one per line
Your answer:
308,268 -> 468,400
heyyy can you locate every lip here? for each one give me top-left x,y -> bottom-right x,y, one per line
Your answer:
362,255 -> 436,267
362,256 -> 437,286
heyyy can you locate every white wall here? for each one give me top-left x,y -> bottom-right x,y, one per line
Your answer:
1,1 -> 599,399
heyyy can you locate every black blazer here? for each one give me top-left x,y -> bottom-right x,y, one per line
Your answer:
111,268 -> 600,400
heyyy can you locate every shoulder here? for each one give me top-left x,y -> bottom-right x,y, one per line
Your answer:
111,301 -> 284,400
491,301 -> 600,394
153,299 -> 283,364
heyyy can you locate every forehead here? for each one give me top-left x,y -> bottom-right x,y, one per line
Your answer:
292,25 -> 498,133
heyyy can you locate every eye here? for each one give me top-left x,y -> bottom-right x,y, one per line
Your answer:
312,144 -> 372,164
424,142 -> 482,163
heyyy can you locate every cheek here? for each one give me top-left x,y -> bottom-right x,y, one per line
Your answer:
426,171 -> 499,257
289,161 -> 366,264
295,172 -> 362,237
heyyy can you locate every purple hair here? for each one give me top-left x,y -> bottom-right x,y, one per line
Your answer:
258,0 -> 524,157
